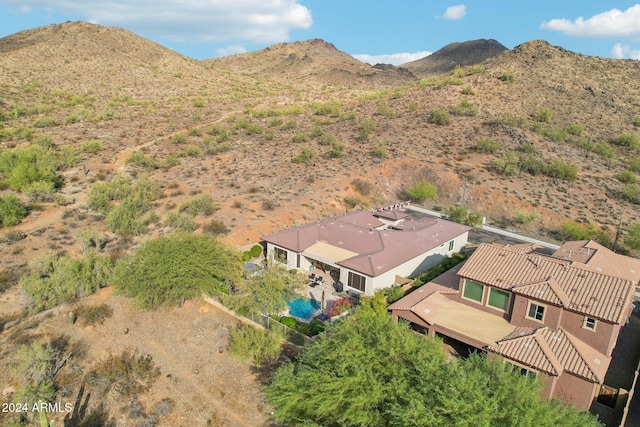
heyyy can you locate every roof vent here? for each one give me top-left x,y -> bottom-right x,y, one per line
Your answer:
594,358 -> 601,365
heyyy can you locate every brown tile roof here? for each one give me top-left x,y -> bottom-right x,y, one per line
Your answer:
552,240 -> 640,283
457,244 -> 635,323
490,327 -> 610,383
388,280 -> 458,311
262,209 -> 470,277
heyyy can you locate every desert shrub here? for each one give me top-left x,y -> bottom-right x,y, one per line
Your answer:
0,194 -> 27,226
113,233 -> 242,309
184,144 -> 202,157
559,221 -> 605,242
246,123 -> 263,135
617,170 -> 637,184
540,128 -> 568,143
250,244 -> 263,258
629,158 -> 640,173
73,303 -> 114,326
106,198 -> 149,236
343,196 -> 362,210
565,124 -> 584,136
450,65 -> 464,78
324,141 -> 345,159
476,137 -> 500,154
500,71 -> 516,82
203,218 -> 231,236
370,141 -> 389,158
446,205 -> 483,228
33,116 -> 57,128
180,194 -> 217,216
87,350 -> 160,397
318,132 -> 336,146
229,324 -> 282,367
165,211 -> 197,232
292,146 -> 316,165
312,99 -> 342,117
309,126 -> 325,137
384,286 -> 405,304
24,180 -> 56,202
622,183 -> 640,204
519,142 -> 537,154
495,113 -> 527,128
518,154 -> 546,176
546,158 -> 578,181
292,132 -> 308,143
81,139 -> 103,153
614,133 -> 640,150
513,211 -> 539,227
262,199 -> 277,210
327,298 -> 352,318
20,251 -> 114,312
357,118 -> 376,142
0,144 -> 63,191
533,108 -> 553,123
58,144 -> 80,168
126,151 -> 157,169
635,117 -> 640,127
352,179 -> 373,196
280,120 -> 297,130
492,152 -> 520,176
405,180 -> 438,203
172,133 -> 186,144
11,341 -> 58,412
412,252 -> 468,287
450,100 -> 478,116
593,142 -> 616,159
33,135 -> 56,149
430,108 -> 450,126
461,86 -> 476,95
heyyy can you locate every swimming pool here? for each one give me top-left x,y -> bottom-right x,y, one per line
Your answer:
287,298 -> 320,320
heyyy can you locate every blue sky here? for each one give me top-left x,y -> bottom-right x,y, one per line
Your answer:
1,1 -> 639,65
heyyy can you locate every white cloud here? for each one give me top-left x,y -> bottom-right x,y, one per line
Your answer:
442,5 -> 467,20
540,4 -> 640,38
216,44 -> 248,57
353,51 -> 432,66
612,43 -> 640,59
0,0 -> 312,43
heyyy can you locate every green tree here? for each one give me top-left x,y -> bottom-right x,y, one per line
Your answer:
0,194 -> 27,226
266,307 -> 602,427
266,305 -> 448,426
233,257 -> 306,316
493,151 -> 520,176
405,180 -> 438,203
446,205 -> 483,228
113,233 -> 242,309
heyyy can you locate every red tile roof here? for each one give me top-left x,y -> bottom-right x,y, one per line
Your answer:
490,327 -> 610,382
262,209 -> 470,277
552,240 -> 640,283
457,244 -> 635,323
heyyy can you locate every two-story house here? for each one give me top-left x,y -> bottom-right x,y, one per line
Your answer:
389,241 -> 639,410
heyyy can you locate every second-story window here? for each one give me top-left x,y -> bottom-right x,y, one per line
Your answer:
527,302 -> 545,322
583,317 -> 597,331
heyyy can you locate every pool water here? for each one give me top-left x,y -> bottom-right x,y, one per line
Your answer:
287,298 -> 320,320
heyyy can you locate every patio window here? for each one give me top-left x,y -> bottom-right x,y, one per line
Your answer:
462,280 -> 484,303
527,302 -> 545,322
583,316 -> 597,331
348,272 -> 366,292
274,247 -> 287,262
487,288 -> 510,311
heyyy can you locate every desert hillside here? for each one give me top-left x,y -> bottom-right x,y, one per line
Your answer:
1,21 -> 640,425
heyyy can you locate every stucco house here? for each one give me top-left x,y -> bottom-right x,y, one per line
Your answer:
261,207 -> 470,295
389,240 -> 640,410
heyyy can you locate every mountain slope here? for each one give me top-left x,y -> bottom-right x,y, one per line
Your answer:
207,38 -> 416,87
402,39 -> 507,77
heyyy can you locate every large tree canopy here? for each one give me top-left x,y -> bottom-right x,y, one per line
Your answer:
266,301 -> 602,427
113,233 -> 242,309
